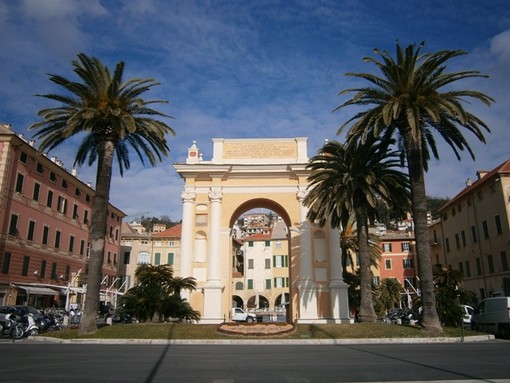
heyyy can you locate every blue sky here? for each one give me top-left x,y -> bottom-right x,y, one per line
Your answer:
1,0 -> 509,220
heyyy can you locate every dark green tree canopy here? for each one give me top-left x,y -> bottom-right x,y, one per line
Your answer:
30,53 -> 175,176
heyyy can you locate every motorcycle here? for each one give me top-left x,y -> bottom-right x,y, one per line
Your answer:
0,312 -> 24,339
19,313 -> 39,337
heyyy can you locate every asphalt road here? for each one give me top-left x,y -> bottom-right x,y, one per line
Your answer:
0,341 -> 509,383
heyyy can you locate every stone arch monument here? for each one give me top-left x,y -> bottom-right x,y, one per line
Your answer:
173,138 -> 350,324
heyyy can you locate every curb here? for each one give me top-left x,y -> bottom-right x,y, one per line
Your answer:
25,334 -> 495,345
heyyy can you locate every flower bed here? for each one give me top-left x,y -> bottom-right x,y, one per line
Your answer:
217,322 -> 295,337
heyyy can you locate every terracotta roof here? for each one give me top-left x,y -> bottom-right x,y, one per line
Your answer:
438,159 -> 510,212
243,230 -> 272,241
151,223 -> 182,238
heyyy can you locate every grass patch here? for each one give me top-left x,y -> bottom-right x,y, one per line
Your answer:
42,322 -> 481,340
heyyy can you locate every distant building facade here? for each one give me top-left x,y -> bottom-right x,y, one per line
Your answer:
0,124 -> 124,309
437,160 -> 510,299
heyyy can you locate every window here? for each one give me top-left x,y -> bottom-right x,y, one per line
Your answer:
27,220 -> 36,241
471,226 -> 478,243
461,231 -> 466,247
445,238 -> 450,253
15,173 -> 24,193
465,261 -> 471,277
401,242 -> 411,252
455,233 -> 460,249
20,151 -> 28,164
51,263 -> 57,279
154,252 -> 161,265
265,258 -> 271,269
385,259 -> 392,269
501,251 -> 508,272
49,171 -> 56,182
248,241 -> 254,247
373,276 -> 380,286
476,258 -> 482,276
9,214 -> 18,236
75,187 -> 81,196
54,230 -> 61,249
107,251 -> 112,264
57,196 -> 67,214
247,279 -> 253,289
42,226 -> 49,245
482,221 -> 489,239
487,254 -> 494,274
273,255 -> 288,268
84,209 -> 89,224
154,241 -> 162,247
167,253 -> 174,265
33,182 -> 41,201
248,259 -> 254,269
495,215 -> 503,235
235,282 -> 243,290
137,252 -> 150,264
265,279 -> 271,289
168,241 -> 176,247
61,179 -> 68,189
68,235 -> 75,252
1,252 -> 11,274
80,240 -> 85,256
265,240 -> 270,247
40,260 -> 46,278
22,256 -> 30,276
46,190 -> 53,208
403,259 -> 413,269
124,252 -> 131,264
115,229 -> 119,241
383,243 -> 392,252
73,204 -> 79,220
275,240 -> 282,249
274,277 -> 288,288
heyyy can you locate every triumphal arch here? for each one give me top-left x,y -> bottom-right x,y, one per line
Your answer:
173,138 -> 350,324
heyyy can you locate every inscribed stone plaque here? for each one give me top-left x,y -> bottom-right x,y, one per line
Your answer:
223,140 -> 297,159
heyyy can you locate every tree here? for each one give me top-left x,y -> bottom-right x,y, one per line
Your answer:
119,264 -> 199,323
29,53 -> 175,334
169,276 -> 197,298
377,278 -> 404,314
304,138 -> 410,322
336,42 -> 493,333
433,265 -> 464,327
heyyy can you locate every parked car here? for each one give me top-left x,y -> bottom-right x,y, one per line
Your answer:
470,297 -> 510,338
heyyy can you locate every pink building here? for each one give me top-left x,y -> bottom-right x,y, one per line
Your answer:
0,124 -> 124,309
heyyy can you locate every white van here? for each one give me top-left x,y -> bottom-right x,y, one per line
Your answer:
470,297 -> 510,337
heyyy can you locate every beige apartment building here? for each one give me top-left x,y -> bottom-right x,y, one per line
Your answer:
436,159 -> 510,299
119,223 -> 181,291
0,124 -> 124,310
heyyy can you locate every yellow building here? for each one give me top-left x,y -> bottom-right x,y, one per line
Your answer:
173,138 -> 350,324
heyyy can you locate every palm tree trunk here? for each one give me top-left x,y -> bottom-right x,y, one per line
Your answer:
79,140 -> 115,334
356,206 -> 377,322
405,140 -> 443,334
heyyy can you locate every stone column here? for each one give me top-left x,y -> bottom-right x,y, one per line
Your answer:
328,225 -> 351,323
202,187 -> 224,322
296,187 -> 318,322
179,190 -> 195,301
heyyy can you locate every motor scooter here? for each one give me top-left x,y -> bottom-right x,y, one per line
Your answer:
0,312 -> 24,339
20,313 -> 39,337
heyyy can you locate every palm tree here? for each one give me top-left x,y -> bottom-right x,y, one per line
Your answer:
336,41 -> 494,333
29,53 -> 175,334
169,276 -> 197,298
304,138 -> 410,322
378,278 -> 404,314
134,264 -> 175,321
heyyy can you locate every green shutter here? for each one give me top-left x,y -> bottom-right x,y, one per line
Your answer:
155,252 -> 161,265
167,253 -> 174,265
